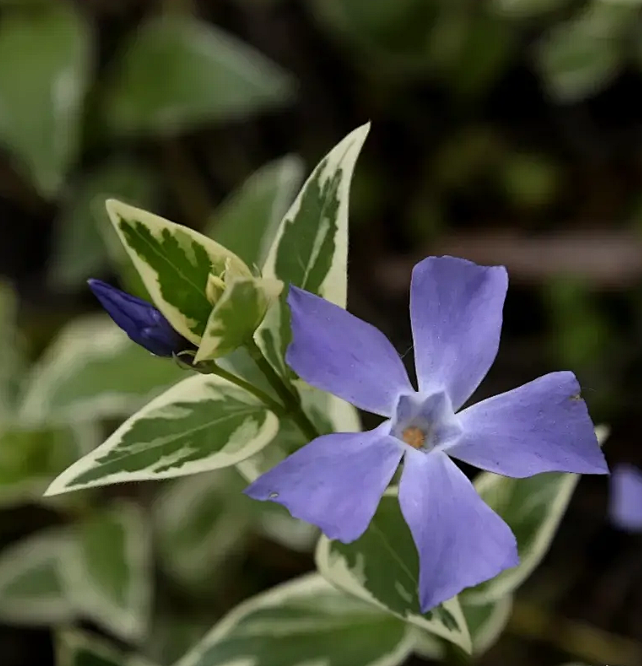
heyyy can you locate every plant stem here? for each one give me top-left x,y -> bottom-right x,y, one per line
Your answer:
196,360 -> 288,418
244,338 -> 319,442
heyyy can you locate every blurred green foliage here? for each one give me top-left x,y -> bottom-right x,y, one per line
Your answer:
0,0 -> 641,665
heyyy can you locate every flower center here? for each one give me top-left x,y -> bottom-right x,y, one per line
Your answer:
402,426 -> 426,449
391,391 -> 463,453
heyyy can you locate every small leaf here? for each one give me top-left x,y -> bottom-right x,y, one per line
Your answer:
106,199 -> 251,345
56,630 -> 155,666
535,1 -> 634,102
153,469 -> 253,587
20,315 -> 184,425
175,572 -> 415,666
0,529 -> 74,625
45,372 -> 279,495
49,160 -> 159,291
60,503 -> 152,642
315,493 -> 472,654
258,123 -> 370,372
0,3 -> 89,197
103,15 -> 294,136
207,155 -> 304,269
195,276 -> 282,362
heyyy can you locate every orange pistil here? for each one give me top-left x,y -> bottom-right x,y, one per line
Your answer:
402,426 -> 426,449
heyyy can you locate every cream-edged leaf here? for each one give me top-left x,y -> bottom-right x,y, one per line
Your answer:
315,494 -> 472,654
56,629 -> 155,666
105,199 -> 251,345
175,572 -> 415,666
60,503 -> 152,642
45,373 -> 279,495
0,528 -> 74,625
20,314 -> 184,425
257,123 -> 370,371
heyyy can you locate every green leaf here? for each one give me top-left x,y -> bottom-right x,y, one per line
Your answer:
535,1 -> 634,102
195,276 -> 282,362
257,123 -> 370,372
60,503 -> 152,642
0,424 -> 90,506
0,3 -> 89,197
315,493 -> 472,654
49,160 -> 159,291
56,630 -> 155,666
491,0 -> 571,19
106,199 -> 252,345
102,15 -> 294,136
175,572 -> 415,666
0,529 -> 74,625
207,156 -> 304,269
45,372 -> 279,495
153,469 -> 254,588
0,281 -> 22,417
20,315 -> 185,425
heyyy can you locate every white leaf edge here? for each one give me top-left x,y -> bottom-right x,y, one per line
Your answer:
175,572 -> 415,666
59,502 -> 152,642
44,372 -> 279,496
56,628 -> 156,666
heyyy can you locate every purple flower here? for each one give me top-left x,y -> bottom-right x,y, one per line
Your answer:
88,279 -> 189,357
609,464 -> 642,532
244,256 -> 608,611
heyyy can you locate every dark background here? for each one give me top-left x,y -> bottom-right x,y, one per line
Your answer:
2,0 -> 642,664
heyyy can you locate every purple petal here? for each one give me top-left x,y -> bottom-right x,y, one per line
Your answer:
286,287 -> 413,416
244,424 -> 404,542
399,450 -> 518,612
610,464 -> 642,532
448,372 -> 608,478
410,256 -> 507,410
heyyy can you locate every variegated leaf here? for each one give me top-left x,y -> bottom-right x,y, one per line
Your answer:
463,426 -> 610,604
175,573 -> 415,666
195,276 -> 282,362
0,529 -> 74,625
45,373 -> 279,495
56,630 -> 155,666
153,469 -> 253,587
315,493 -> 472,654
257,123 -> 370,373
60,503 -> 152,642
206,155 -> 304,269
105,199 -> 251,345
20,314 -> 184,424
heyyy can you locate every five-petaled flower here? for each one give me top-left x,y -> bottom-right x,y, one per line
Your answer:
88,279 -> 189,358
245,256 -> 609,612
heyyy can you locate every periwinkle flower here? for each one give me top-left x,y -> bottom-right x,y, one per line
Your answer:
88,279 -> 189,357
609,464 -> 642,532
245,256 -> 608,611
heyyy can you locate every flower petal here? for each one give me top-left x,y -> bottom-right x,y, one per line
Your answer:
286,287 -> 413,416
410,256 -> 507,410
399,450 -> 518,612
244,424 -> 404,542
610,464 -> 642,532
449,372 -> 608,478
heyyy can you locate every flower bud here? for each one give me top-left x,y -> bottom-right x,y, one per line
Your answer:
88,279 -> 190,357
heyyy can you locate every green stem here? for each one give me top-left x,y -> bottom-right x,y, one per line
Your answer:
190,358 -> 288,418
244,338 -> 319,442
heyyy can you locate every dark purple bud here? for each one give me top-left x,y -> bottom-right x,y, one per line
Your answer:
88,279 -> 189,357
